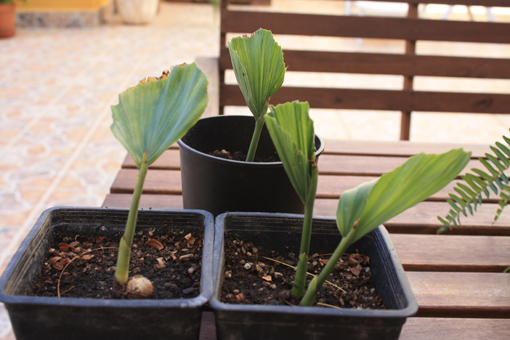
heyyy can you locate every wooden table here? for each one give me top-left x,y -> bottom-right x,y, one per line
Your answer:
103,139 -> 510,339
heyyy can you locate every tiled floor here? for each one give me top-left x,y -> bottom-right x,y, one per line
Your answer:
0,1 -> 509,339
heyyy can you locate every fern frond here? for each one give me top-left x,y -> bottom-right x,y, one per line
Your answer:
438,130 -> 510,233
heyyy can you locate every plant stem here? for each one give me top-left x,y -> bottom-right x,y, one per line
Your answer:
299,227 -> 357,306
292,169 -> 319,298
245,116 -> 266,162
114,151 -> 149,285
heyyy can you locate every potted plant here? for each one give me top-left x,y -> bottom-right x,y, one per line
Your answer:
178,29 -> 324,216
116,0 -> 159,25
0,63 -> 214,340
210,101 -> 472,339
0,0 -> 29,38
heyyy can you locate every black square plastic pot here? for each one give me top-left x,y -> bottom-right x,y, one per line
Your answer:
177,115 -> 324,216
210,212 -> 418,340
0,207 -> 214,340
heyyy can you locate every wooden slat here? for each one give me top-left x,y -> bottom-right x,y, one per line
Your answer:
321,140 -> 491,158
221,10 -> 510,44
314,199 -> 510,235
111,168 -> 495,200
124,147 -> 491,178
102,193 -> 183,210
400,317 -> 510,340
103,193 -> 510,236
391,234 -> 510,272
220,84 -> 510,114
220,48 -> 510,79
122,140 -> 491,163
408,272 -> 510,318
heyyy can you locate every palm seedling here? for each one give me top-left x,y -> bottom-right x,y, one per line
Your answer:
110,63 -> 208,296
266,100 -> 472,305
229,29 -> 286,162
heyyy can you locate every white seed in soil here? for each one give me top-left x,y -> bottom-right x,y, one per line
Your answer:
244,262 -> 253,270
126,275 -> 154,299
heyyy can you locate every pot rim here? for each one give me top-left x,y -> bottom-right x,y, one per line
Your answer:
177,115 -> 325,167
210,211 -> 419,319
0,206 -> 214,309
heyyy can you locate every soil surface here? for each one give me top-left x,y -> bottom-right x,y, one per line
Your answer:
30,230 -> 203,299
220,235 -> 386,309
210,149 -> 278,162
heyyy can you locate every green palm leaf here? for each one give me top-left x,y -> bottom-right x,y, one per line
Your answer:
338,149 -> 471,243
229,29 -> 285,119
111,63 -> 208,169
265,101 -> 316,202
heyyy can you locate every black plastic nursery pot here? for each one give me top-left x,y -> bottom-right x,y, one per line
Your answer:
0,207 -> 214,340
177,115 -> 324,216
210,212 -> 418,340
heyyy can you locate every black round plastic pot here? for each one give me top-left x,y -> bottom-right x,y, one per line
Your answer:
0,207 -> 214,340
211,212 -> 418,340
177,115 -> 324,216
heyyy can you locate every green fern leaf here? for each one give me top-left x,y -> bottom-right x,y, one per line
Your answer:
456,183 -> 477,200
480,158 -> 501,177
438,129 -> 510,233
496,142 -> 510,158
491,146 -> 510,167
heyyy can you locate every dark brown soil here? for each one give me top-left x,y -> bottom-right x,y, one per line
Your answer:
210,149 -> 278,162
30,230 -> 203,299
220,235 -> 385,309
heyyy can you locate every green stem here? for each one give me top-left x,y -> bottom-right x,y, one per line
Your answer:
246,101 -> 270,162
300,227 -> 357,306
245,116 -> 266,162
291,169 -> 319,298
114,151 -> 149,285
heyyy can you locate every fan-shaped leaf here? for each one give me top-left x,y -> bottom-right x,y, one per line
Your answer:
229,29 -> 285,119
111,63 -> 208,168
265,101 -> 315,203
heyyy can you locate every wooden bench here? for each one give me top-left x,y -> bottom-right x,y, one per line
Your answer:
104,140 -> 510,339
219,0 -> 510,140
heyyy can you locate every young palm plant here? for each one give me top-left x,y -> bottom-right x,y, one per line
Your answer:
266,101 -> 472,306
110,63 -> 208,296
438,130 -> 510,233
265,101 -> 317,298
229,28 -> 286,162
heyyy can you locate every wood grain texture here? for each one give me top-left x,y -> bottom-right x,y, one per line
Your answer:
220,48 -> 510,79
220,84 -> 510,114
408,271 -> 510,318
221,10 -> 510,43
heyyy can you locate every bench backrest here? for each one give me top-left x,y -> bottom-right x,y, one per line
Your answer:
219,0 -> 510,140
